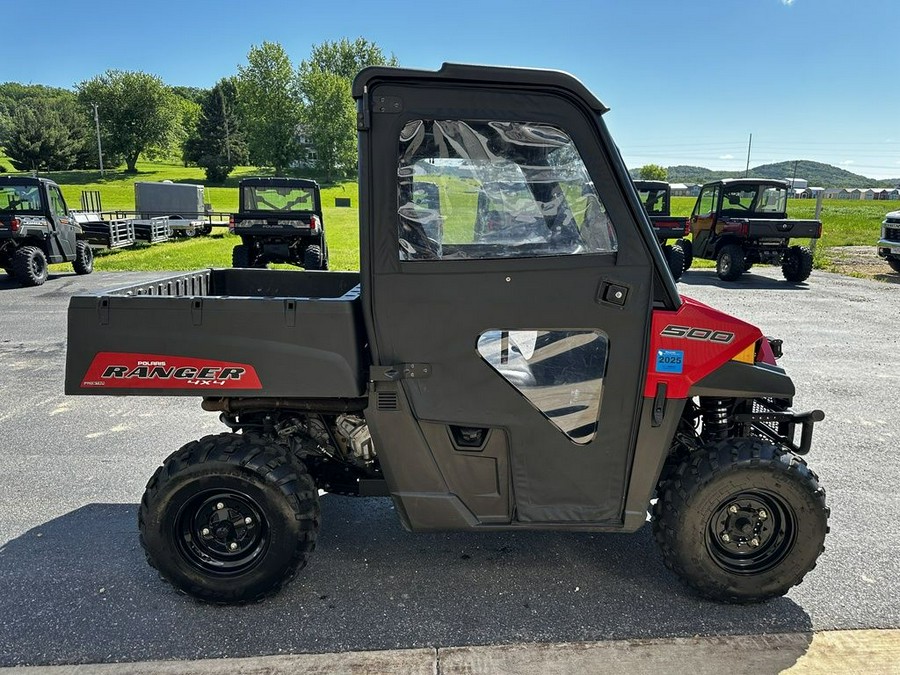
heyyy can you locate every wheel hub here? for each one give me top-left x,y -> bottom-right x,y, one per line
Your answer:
707,491 -> 795,574
176,491 -> 268,575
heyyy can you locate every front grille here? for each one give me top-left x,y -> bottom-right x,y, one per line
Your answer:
883,226 -> 900,241
747,397 -> 792,442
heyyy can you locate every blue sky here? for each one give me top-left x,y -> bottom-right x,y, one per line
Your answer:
3,0 -> 898,178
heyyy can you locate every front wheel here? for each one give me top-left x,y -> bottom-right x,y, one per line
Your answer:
12,246 -> 49,286
716,244 -> 745,281
782,245 -> 814,283
653,438 -> 829,603
73,241 -> 94,275
676,238 -> 693,270
139,433 -> 320,604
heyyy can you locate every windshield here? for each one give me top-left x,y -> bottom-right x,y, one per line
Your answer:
242,186 -> 316,212
636,187 -> 667,215
0,185 -> 43,214
721,184 -> 787,216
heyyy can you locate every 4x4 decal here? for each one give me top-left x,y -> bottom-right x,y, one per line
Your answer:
660,324 -> 735,344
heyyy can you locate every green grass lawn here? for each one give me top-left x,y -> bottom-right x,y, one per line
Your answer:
22,161 -> 895,275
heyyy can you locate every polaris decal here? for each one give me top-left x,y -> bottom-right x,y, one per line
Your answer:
660,324 -> 735,344
655,349 -> 684,374
81,352 -> 262,389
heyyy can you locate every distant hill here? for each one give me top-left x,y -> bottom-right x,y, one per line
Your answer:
631,160 -> 898,189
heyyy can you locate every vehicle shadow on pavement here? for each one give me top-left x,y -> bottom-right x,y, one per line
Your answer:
0,271 -> 80,292
0,500 -> 813,668
679,270 -> 811,291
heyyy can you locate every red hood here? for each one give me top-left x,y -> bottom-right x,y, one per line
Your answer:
644,295 -> 766,398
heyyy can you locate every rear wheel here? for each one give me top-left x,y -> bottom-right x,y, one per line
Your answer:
664,244 -> 685,281
232,244 -> 252,268
139,433 -> 320,604
888,256 -> 900,274
782,245 -> 813,283
73,241 -> 94,275
716,244 -> 745,281
303,244 -> 325,270
676,238 -> 693,270
653,438 -> 829,603
12,246 -> 49,286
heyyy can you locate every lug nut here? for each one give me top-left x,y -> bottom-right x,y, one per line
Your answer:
229,542 -> 238,551
244,517 -> 253,525
728,505 -> 739,514
721,533 -> 731,543
749,537 -> 760,548
758,509 -> 768,520
216,502 -> 225,510
201,527 -> 211,536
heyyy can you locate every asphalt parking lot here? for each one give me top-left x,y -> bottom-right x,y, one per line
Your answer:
0,266 -> 897,668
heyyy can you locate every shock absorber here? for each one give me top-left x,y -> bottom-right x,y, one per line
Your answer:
700,397 -> 734,442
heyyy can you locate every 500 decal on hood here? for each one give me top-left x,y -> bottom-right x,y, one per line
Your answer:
82,352 -> 262,389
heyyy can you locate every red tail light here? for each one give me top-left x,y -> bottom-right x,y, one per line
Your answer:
309,215 -> 320,232
10,217 -> 20,232
684,221 -> 690,235
228,215 -> 235,233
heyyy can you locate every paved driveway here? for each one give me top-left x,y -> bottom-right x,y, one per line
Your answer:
0,267 -> 896,666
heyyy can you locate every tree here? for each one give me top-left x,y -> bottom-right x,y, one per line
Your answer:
639,164 -> 668,181
185,78 -> 248,182
300,37 -> 398,81
297,38 -> 398,178
237,42 -> 303,174
3,100 -> 83,171
77,70 -> 180,172
299,70 -> 356,181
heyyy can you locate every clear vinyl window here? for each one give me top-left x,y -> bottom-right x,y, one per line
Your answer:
476,329 -> 609,444
398,120 -> 617,260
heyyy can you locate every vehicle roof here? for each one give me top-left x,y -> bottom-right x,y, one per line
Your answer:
633,180 -> 669,189
352,63 -> 609,114
238,177 -> 320,189
703,178 -> 790,189
0,175 -> 60,188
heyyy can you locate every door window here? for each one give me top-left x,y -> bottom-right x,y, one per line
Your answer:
695,186 -> 718,217
398,120 -> 617,260
476,329 -> 609,444
48,186 -> 67,217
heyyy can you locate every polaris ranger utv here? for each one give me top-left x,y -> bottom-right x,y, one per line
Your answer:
683,179 -> 822,282
229,177 -> 328,270
633,180 -> 689,280
0,176 -> 94,286
65,64 -> 829,605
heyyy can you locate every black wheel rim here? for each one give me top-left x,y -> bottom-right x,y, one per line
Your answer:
32,254 -> 46,277
175,490 -> 269,576
706,490 -> 796,575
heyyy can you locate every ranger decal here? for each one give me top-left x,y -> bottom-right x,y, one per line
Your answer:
82,352 -> 262,389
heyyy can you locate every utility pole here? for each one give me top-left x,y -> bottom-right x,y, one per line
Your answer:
745,133 -> 752,177
220,88 -> 231,163
91,103 -> 104,176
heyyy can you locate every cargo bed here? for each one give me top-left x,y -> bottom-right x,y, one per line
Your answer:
65,269 -> 367,398
720,217 -> 822,239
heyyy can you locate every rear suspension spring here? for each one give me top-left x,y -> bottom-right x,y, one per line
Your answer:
700,397 -> 735,442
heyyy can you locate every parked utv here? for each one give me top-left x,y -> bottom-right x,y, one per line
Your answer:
877,209 -> 900,273
0,176 -> 93,286
230,177 -> 328,270
633,180 -> 689,280
682,179 -> 821,282
65,64 -> 829,606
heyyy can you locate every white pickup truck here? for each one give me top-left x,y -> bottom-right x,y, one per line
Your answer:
877,209 -> 900,273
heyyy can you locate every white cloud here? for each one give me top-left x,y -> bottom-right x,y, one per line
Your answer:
719,154 -> 734,160
781,0 -> 795,5
840,160 -> 855,166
